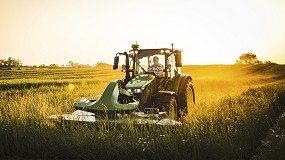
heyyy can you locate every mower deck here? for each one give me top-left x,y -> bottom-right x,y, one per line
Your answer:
49,110 -> 181,126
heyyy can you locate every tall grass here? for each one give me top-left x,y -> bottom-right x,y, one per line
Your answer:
0,65 -> 284,159
252,112 -> 285,160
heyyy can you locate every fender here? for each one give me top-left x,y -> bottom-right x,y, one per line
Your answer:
172,74 -> 195,104
177,74 -> 192,96
172,74 -> 182,93
172,74 -> 192,94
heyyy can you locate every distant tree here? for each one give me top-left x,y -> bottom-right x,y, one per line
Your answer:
236,52 -> 262,64
67,61 -> 92,68
39,64 -> 46,68
0,59 -> 6,66
73,63 -> 79,68
15,59 -> 22,66
68,61 -> 88,68
6,57 -> 13,66
49,64 -> 59,68
68,61 -> 74,67
0,57 -> 22,67
264,61 -> 275,64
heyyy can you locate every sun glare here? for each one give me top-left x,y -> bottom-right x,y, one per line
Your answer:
68,83 -> 75,91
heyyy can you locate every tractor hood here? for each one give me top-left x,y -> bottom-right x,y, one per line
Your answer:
126,74 -> 155,89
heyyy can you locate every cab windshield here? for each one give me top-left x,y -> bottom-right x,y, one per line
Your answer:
136,55 -> 165,77
127,48 -> 177,78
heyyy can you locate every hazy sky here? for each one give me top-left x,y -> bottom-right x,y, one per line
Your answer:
0,0 -> 285,65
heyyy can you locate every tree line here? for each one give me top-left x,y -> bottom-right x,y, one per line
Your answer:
0,57 -> 22,68
0,57 -> 103,69
236,52 -> 274,65
0,53 -> 275,68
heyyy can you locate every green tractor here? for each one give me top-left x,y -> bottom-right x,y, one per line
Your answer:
50,44 -> 195,125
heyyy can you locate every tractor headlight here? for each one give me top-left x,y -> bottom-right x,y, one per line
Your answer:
127,89 -> 133,93
133,89 -> 142,93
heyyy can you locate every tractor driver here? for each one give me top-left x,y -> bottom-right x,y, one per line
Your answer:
148,56 -> 164,76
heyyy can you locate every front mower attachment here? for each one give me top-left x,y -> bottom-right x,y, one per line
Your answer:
49,110 -> 181,126
49,110 -> 96,123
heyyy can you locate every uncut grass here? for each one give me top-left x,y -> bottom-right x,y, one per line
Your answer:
1,84 -> 284,159
1,65 -> 285,159
252,112 -> 285,160
186,84 -> 285,159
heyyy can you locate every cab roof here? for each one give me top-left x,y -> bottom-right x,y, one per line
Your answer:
131,48 -> 182,59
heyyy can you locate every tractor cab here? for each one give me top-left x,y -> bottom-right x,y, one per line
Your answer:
134,49 -> 178,78
113,44 -> 183,85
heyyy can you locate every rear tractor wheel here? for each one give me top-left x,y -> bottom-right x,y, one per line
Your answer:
178,79 -> 195,118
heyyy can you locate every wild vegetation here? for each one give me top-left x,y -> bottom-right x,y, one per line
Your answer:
0,64 -> 284,159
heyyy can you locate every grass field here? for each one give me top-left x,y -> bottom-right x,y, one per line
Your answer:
0,64 -> 285,159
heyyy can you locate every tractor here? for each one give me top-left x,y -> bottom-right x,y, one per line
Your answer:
50,44 -> 195,125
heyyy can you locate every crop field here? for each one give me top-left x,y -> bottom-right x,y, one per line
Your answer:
0,64 -> 285,159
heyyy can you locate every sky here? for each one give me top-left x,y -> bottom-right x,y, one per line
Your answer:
0,0 -> 285,66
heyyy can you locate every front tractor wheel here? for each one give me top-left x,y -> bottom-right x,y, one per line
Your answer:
178,79 -> 195,118
155,95 -> 178,120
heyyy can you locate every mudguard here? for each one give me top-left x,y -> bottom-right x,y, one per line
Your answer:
172,74 -> 191,94
172,74 -> 195,103
177,74 -> 192,96
172,75 -> 182,93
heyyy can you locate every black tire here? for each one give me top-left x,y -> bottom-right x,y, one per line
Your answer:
177,79 -> 195,118
155,95 -> 178,120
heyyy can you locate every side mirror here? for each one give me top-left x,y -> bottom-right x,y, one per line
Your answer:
113,56 -> 119,70
175,52 -> 182,67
